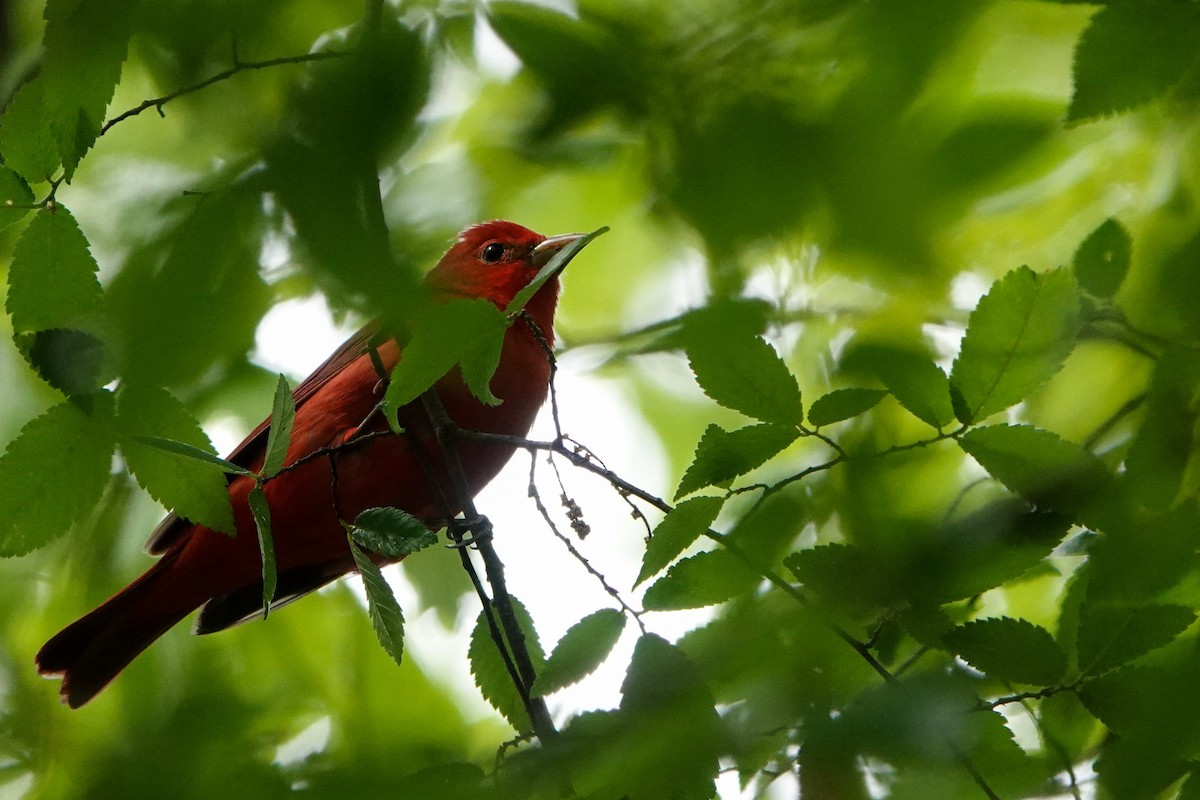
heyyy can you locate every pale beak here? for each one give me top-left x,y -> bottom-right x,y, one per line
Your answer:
531,233 -> 587,270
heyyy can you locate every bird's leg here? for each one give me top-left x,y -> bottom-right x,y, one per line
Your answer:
446,514 -> 494,550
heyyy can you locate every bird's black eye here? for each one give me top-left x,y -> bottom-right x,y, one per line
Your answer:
480,242 -> 506,264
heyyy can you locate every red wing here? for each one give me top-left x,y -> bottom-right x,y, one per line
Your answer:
145,321 -> 384,555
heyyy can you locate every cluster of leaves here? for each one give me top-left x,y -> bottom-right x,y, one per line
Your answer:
4,1 -> 1200,800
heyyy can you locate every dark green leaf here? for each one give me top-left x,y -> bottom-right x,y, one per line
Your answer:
949,266 -> 1082,423
861,347 -> 955,429
118,384 -> 237,535
1124,349 -> 1200,509
41,0 -> 134,176
247,485 -> 276,617
1074,218 -> 1132,298
6,206 -> 102,333
1068,4 -> 1200,121
16,327 -> 110,396
0,395 -> 115,556
643,549 -> 760,610
675,423 -> 798,499
531,609 -> 626,697
807,388 -> 887,427
348,507 -> 438,558
385,298 -> 509,419
1077,602 -> 1195,677
0,77 -> 60,182
348,532 -> 405,667
0,165 -> 34,232
943,617 -> 1067,685
635,495 -> 723,587
1093,737 -> 1190,800
958,424 -> 1114,525
260,374 -> 296,480
504,226 -> 608,314
687,334 -> 803,425
469,597 -> 544,734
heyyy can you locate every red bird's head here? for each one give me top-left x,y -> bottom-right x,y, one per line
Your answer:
426,221 -> 585,326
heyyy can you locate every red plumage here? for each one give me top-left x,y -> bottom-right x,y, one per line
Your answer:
36,220 -> 587,708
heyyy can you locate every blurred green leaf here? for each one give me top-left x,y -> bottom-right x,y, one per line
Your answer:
247,484 -> 275,616
643,549 -> 760,611
16,327 -> 111,396
807,388 -> 886,427
348,532 -> 406,668
117,383 -> 236,535
469,597 -> 544,734
950,267 -> 1082,423
385,298 -> 509,420
1077,602 -> 1195,677
1069,3 -> 1200,121
1124,348 -> 1200,509
0,394 -> 115,556
347,507 -> 438,559
531,608 -> 626,698
943,617 -> 1066,685
260,374 -> 296,480
636,495 -> 723,587
1074,218 -> 1132,299
6,205 -> 101,333
687,334 -> 803,426
958,424 -> 1115,525
675,423 -> 798,499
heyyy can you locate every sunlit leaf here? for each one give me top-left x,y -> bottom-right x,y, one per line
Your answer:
260,374 -> 296,480
117,384 -> 237,535
643,549 -> 760,611
531,609 -> 626,697
950,266 -> 1082,423
6,206 -> 102,333
469,597 -> 544,734
860,347 -> 955,429
0,395 -> 115,556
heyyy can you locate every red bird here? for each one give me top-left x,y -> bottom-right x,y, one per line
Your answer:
36,220 -> 591,708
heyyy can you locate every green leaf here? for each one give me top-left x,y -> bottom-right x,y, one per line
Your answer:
1124,349 -> 1200,509
1077,602 -> 1195,677
129,435 -> 256,478
384,297 -> 510,420
949,266 -> 1082,423
348,532 -> 406,667
0,77 -> 60,182
807,388 -> 887,427
347,507 -> 438,558
15,327 -> 111,396
0,395 -> 115,556
504,226 -> 608,314
469,597 -> 545,734
0,165 -> 34,233
117,384 -> 237,535
958,425 -> 1114,525
635,495 -> 723,587
41,0 -> 134,176
260,374 -> 296,479
1074,218 -> 1132,299
862,347 -> 956,429
247,485 -> 276,617
531,609 -> 626,698
642,549 -> 760,611
6,206 -> 102,333
1068,3 -> 1200,122
943,617 -> 1067,685
686,333 -> 803,425
675,423 -> 798,499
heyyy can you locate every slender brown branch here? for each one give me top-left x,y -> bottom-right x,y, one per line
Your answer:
99,50 -> 346,136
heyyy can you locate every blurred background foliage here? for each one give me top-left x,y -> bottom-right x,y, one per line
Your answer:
3,0 -> 1200,798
